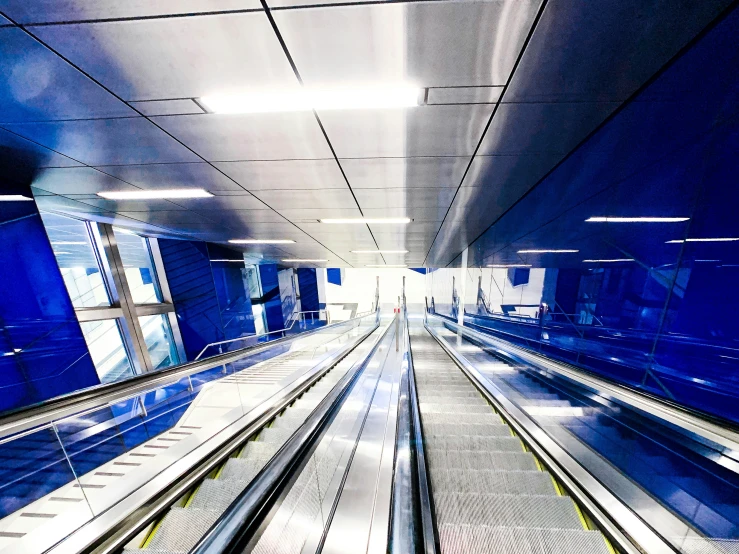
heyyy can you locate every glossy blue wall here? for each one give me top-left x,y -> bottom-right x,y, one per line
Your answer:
257,264 -> 285,333
297,268 -> 320,313
207,244 -> 256,341
0,184 -> 98,413
456,6 -> 739,423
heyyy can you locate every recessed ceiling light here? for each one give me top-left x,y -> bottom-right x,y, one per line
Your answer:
210,259 -> 245,263
320,217 -> 411,224
98,189 -> 213,200
517,249 -> 579,254
583,259 -> 635,263
51,241 -> 88,246
0,195 -> 33,201
695,259 -> 721,262
666,238 -> 739,243
487,264 -> 532,268
201,84 -> 422,114
586,216 -> 689,223
229,239 -> 295,244
351,250 -> 409,254
282,259 -> 328,263
366,264 -> 408,268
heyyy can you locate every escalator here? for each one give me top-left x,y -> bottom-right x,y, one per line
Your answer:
409,325 -> 613,554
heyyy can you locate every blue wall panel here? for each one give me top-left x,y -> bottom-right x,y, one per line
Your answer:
0,185 -> 98,413
258,264 -> 285,332
297,268 -> 320,313
207,244 -> 256,341
326,268 -> 342,286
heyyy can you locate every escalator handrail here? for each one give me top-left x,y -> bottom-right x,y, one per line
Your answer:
0,311 -> 378,440
189,318 -> 392,554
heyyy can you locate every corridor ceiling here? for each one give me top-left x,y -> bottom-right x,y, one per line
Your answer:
0,0 -> 734,267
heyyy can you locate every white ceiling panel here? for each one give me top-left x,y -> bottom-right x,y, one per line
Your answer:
174,193 -> 266,211
427,86 -> 503,105
214,159 -> 346,190
353,187 -> 457,210
273,0 -> 542,86
319,105 -> 492,159
251,188 -> 358,211
195,209 -> 286,225
0,27 -> 134,123
3,117 -> 200,165
278,208 -> 362,222
97,162 -> 243,192
0,1 -> 259,23
340,156 -> 469,189
361,207 -> 447,222
30,11 -> 295,100
129,99 -> 204,116
153,113 -> 333,161
31,167 -> 136,194
69,197 -> 189,212
0,127 -> 82,167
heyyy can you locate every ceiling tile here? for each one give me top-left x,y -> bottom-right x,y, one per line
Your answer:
176,193 -> 266,211
340,156 -> 469,189
427,86 -> 502,105
214,159 -> 346,190
251,188 -> 358,210
96,162 -> 243,191
319,104 -> 492,158
30,12 -> 295,100
154,113 -> 333,161
278,208 -> 362,222
129,99 -> 204,116
0,127 -> 82,167
273,0 -> 542,86
31,167 -> 136,194
69,196 -> 189,212
3,117 -> 200,165
0,27 -> 134,123
354,187 -> 457,210
0,1 -> 258,23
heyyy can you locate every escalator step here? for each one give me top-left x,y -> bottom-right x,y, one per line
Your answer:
438,524 -> 611,554
146,508 -> 219,552
188,479 -> 251,513
420,404 -> 493,414
257,427 -> 295,445
421,413 -> 502,426
434,493 -> 583,529
431,469 -> 556,496
423,423 -> 511,438
425,436 -> 523,452
427,450 -> 537,471
221,459 -> 267,482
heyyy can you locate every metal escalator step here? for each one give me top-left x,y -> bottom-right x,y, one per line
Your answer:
418,396 -> 490,406
434,493 -> 583,529
257,427 -> 295,445
124,549 -> 178,554
188,479 -> 250,513
425,436 -> 524,452
437,524 -> 611,554
421,390 -> 484,398
147,508 -> 220,552
420,404 -> 492,414
221,458 -> 267,482
423,422 -> 511,437
422,413 -> 502,426
431,469 -> 556,496
241,441 -> 279,460
427,450 -> 537,471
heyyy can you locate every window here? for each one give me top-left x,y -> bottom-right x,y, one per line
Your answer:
139,314 -> 180,369
114,227 -> 162,304
40,212 -> 110,308
79,320 -> 134,383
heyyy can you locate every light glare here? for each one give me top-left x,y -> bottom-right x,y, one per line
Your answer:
98,189 -> 213,200
229,239 -> 295,244
583,259 -> 635,263
517,249 -> 579,254
201,84 -> 421,114
0,195 -> 33,201
586,216 -> 689,223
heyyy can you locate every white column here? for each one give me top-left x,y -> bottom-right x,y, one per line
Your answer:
457,247 -> 468,327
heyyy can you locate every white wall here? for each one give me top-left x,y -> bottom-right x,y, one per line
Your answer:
323,268 -> 427,316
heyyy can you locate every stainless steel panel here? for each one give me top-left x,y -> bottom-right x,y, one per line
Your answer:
75,197 -> 189,212
214,159 -> 346,190
427,86 -> 503,105
3,117 -> 200,165
0,1 -> 259,24
353,187 -> 457,210
478,101 -> 621,155
96,162 -> 243,192
340,156 -> 469,189
34,194 -> 115,215
361,206 -> 447,221
0,127 -> 83,167
153,113 -> 333,161
273,1 -> 542,86
277,208 -> 362,222
318,104 -> 492,158
129,99 -> 204,116
30,12 -> 295,100
200,209 -> 287,225
31,167 -> 137,195
0,27 -> 134,123
175,193 -> 267,211
251,188 -> 359,211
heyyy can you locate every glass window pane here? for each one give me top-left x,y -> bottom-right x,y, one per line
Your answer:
40,212 -> 110,308
113,228 -> 162,304
139,314 -> 180,369
79,319 -> 135,383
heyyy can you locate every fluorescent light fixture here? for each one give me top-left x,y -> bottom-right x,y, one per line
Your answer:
52,251 -> 71,255
320,217 -> 411,224
366,264 -> 408,268
51,241 -> 87,246
282,259 -> 327,263
201,84 -> 422,114
586,216 -> 689,223
98,189 -> 213,200
0,195 -> 33,201
210,259 -> 245,263
351,250 -> 409,254
583,259 -> 635,263
517,249 -> 579,254
229,239 -> 295,244
695,259 -> 721,262
487,264 -> 532,268
666,237 -> 739,243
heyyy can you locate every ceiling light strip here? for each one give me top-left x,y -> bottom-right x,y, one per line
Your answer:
517,249 -> 579,254
666,238 -> 739,243
229,239 -> 295,244
320,217 -> 411,224
98,189 -> 213,200
487,264 -> 532,268
586,216 -> 689,223
582,259 -> 635,263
